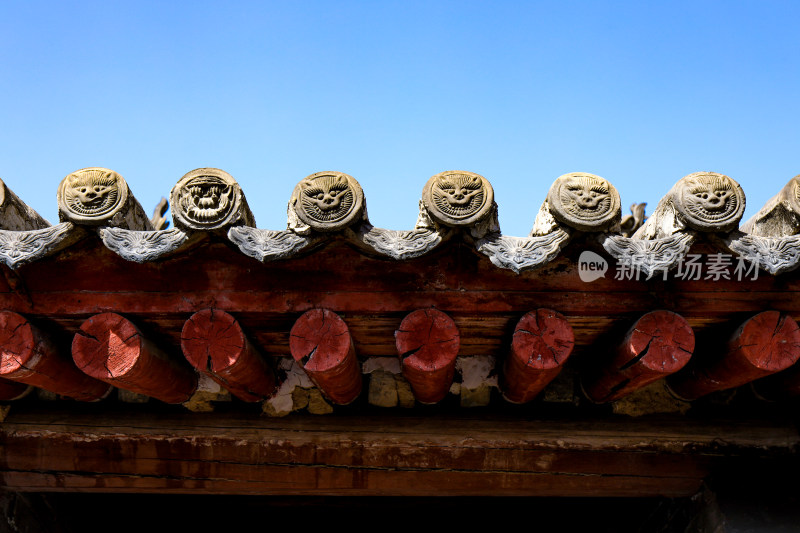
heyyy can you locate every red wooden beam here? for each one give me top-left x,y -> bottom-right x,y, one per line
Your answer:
72,312 -> 197,404
0,311 -> 109,401
2,411 -> 759,497
289,309 -> 362,405
668,311 -> 800,400
501,309 -> 574,403
181,309 -> 276,402
0,377 -> 30,401
395,308 -> 460,404
583,310 -> 695,403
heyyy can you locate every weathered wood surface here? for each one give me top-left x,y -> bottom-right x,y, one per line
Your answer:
583,311 -> 695,403
72,312 -> 197,404
0,236 -> 799,361
501,309 -> 574,403
181,309 -> 276,402
289,309 -> 361,405
669,311 -> 800,400
0,377 -> 30,401
0,311 -> 109,401
396,309 -> 460,404
0,409 -> 796,496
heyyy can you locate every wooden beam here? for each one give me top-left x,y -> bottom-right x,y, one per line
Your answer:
395,308 -> 460,404
181,309 -> 276,402
289,309 -> 362,405
71,312 -> 197,403
5,237 -> 800,362
0,311 -> 110,401
668,311 -> 800,400
0,377 -> 30,401
583,310 -> 695,403
501,309 -> 574,403
0,410 -> 796,497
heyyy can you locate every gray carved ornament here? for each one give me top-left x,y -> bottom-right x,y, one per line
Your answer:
636,172 -> 745,239
478,230 -> 570,274
0,223 -> 81,270
288,172 -> 365,234
57,168 -> 152,230
725,233 -> 800,275
228,227 -> 315,262
543,172 -> 622,233
358,226 -> 443,260
672,172 -> 745,233
170,168 -> 255,231
603,232 -> 696,279
58,168 -> 127,224
347,198 -> 448,260
99,228 -> 190,263
421,171 -> 495,229
724,175 -> 800,275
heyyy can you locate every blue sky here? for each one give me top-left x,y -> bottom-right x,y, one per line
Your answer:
1,1 -> 799,235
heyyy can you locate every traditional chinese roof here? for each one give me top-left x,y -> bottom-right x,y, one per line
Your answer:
1,167 -> 800,498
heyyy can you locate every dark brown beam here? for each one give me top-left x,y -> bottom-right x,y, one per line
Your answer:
1,410 -> 796,497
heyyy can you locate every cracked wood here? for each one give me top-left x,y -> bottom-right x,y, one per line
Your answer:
501,309 -> 574,403
583,310 -> 695,403
71,312 -> 197,403
181,308 -> 276,402
0,311 -> 109,401
289,308 -> 362,404
668,311 -> 800,400
395,308 -> 460,404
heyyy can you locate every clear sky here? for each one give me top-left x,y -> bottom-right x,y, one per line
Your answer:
1,1 -> 799,235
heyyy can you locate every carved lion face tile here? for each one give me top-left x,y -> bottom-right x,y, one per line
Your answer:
672,172 -> 745,231
546,173 -> 621,231
171,168 -> 251,230
422,171 -> 494,227
291,172 -> 364,232
58,168 -> 127,224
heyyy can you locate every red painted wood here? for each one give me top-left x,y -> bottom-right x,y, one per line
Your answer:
501,309 -> 575,404
668,311 -> 800,400
583,310 -> 695,403
0,311 -> 109,401
72,312 -> 197,404
181,309 -> 276,402
289,309 -> 362,405
5,410 -> 767,496
395,308 -> 460,404
0,377 -> 30,401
